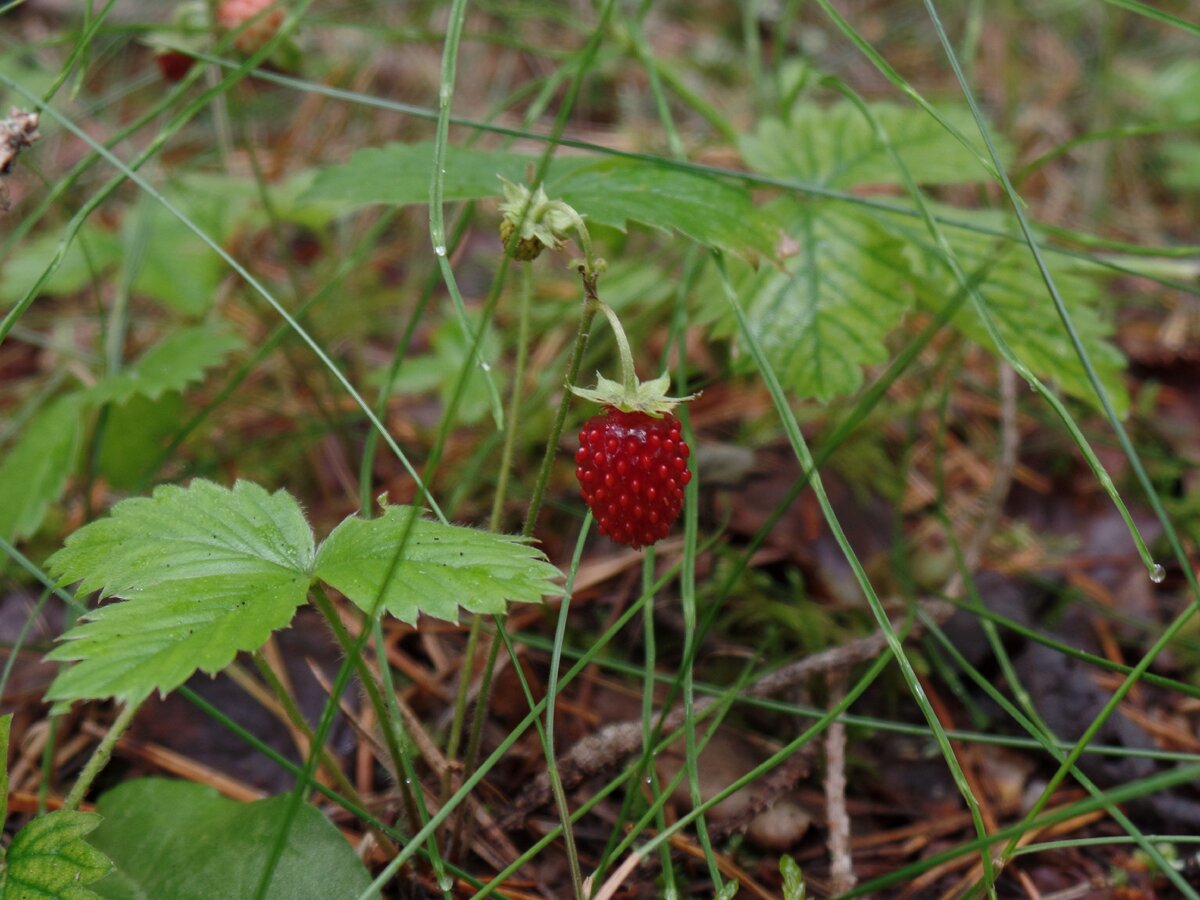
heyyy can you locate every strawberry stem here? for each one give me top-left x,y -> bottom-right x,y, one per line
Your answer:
595,300 -> 638,403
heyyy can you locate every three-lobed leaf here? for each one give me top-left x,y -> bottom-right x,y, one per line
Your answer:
46,479 -> 562,704
0,811 -> 112,900
315,502 -> 563,624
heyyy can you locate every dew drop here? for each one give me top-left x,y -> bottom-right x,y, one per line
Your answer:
644,775 -> 653,785
434,244 -> 447,257
1150,563 -> 1166,584
438,875 -> 455,891
480,361 -> 491,371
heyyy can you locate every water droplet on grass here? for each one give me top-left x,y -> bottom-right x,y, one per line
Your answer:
434,244 -> 447,257
1150,563 -> 1166,584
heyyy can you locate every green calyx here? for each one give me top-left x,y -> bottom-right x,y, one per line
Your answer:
570,301 -> 696,417
497,177 -> 584,260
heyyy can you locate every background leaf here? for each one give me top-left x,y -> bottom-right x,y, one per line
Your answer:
45,480 -> 314,704
0,225 -> 121,304
740,100 -> 1007,187
85,324 -> 243,406
888,208 -> 1130,415
0,811 -> 111,900
301,142 -> 776,258
314,503 -> 562,624
0,395 -> 85,543
86,779 -> 377,900
702,199 -> 912,402
126,175 -> 255,315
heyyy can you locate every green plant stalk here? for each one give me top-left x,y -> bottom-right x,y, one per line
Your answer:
242,139 -> 352,465
0,712 -> 10,837
428,0 -> 503,427
675,377 -> 724,892
61,701 -> 139,812
367,620 -> 453,900
521,292 -> 599,538
307,588 -> 423,841
642,552 -> 677,894
358,206 -> 473,513
444,260 -> 536,838
247,652 -> 384,835
714,250 -> 997,883
542,515 -> 593,898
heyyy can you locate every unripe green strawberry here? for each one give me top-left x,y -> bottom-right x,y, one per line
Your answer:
217,0 -> 285,54
575,408 -> 691,549
499,218 -> 546,261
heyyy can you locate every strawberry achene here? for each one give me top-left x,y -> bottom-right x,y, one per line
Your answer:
575,408 -> 691,550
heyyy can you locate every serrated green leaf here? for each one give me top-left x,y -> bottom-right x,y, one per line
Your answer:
0,811 -> 111,900
314,504 -> 562,624
86,325 -> 243,406
705,199 -> 912,402
45,480 -> 314,704
551,158 -> 778,258
0,395 -> 85,543
300,142 -> 776,259
86,779 -> 377,900
0,225 -> 121,304
889,208 -> 1129,415
740,101 -> 1006,188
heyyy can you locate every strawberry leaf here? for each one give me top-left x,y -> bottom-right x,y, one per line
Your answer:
45,480 -> 314,705
740,101 -> 1007,188
888,207 -> 1129,415
85,324 -> 243,406
314,503 -> 562,624
0,811 -> 111,899
704,199 -> 912,402
300,142 -> 775,259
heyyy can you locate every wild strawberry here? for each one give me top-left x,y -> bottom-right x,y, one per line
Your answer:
570,302 -> 697,550
575,408 -> 691,549
155,49 -> 194,82
217,0 -> 286,55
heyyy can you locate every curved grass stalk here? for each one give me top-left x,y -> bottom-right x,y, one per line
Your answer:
711,251 -> 998,887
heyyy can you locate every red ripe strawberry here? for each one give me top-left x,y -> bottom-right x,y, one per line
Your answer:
217,0 -> 286,54
575,408 -> 691,549
569,301 -> 698,550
